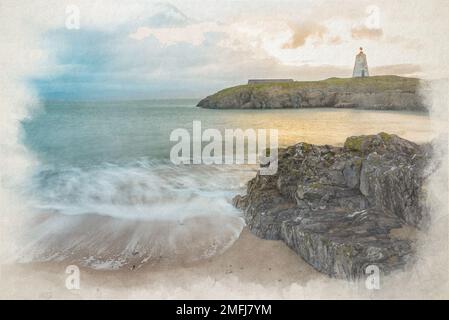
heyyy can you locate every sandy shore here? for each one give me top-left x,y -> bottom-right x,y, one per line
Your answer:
2,227 -> 449,299
0,228 -> 329,299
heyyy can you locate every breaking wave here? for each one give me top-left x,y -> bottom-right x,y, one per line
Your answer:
16,160 -> 255,269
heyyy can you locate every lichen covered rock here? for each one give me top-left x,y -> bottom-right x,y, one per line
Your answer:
234,133 -> 434,280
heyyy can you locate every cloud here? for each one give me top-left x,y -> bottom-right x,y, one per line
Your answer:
385,35 -> 423,50
143,2 -> 193,28
34,22 -> 359,100
129,22 -> 222,45
327,36 -> 343,45
282,22 -> 328,49
351,25 -> 383,40
29,0 -> 445,100
371,63 -> 422,77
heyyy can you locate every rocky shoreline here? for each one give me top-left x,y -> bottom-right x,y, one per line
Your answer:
198,76 -> 427,111
233,133 -> 437,280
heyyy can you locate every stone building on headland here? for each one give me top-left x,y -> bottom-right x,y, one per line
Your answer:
352,47 -> 369,77
248,79 -> 293,84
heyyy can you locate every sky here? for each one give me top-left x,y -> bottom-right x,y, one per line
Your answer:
19,0 -> 449,100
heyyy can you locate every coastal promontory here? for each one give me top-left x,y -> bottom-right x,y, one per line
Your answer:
197,76 -> 427,111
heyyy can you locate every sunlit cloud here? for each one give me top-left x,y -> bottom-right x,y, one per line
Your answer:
282,22 -> 328,49
30,0 -> 445,100
351,25 -> 383,40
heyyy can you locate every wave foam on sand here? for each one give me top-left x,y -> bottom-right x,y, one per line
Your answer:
15,161 -> 254,270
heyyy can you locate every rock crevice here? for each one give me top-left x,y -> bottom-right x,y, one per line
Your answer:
233,133 -> 435,280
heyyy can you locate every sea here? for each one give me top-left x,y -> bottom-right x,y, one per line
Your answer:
18,99 -> 435,269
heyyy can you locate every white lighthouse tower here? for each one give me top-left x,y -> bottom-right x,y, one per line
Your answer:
352,47 -> 369,77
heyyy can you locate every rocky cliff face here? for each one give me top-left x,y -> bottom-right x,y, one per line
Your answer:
233,133 -> 436,280
198,76 -> 427,111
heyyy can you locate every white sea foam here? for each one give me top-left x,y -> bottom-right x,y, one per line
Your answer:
28,161 -> 254,221
14,162 -> 252,269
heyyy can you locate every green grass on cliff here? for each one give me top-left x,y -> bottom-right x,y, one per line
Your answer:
211,75 -> 420,99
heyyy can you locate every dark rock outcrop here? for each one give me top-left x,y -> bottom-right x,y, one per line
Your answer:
233,133 -> 435,280
198,76 -> 427,111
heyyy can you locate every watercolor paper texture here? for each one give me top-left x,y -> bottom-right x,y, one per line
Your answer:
0,0 -> 448,299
